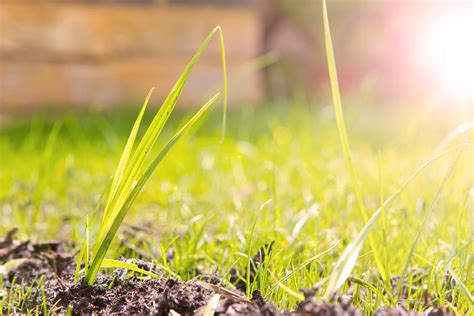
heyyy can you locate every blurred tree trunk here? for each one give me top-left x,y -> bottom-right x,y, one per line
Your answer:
259,0 -> 316,101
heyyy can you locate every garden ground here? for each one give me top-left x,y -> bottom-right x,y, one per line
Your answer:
0,103 -> 472,314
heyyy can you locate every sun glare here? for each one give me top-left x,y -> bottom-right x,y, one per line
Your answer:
414,8 -> 474,104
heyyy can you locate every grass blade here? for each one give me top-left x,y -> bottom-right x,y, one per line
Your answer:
216,26 -> 228,142
321,0 -> 387,281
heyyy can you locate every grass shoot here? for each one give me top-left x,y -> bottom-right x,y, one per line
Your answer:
81,26 -> 227,285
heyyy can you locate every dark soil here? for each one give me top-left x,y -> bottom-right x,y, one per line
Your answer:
0,231 -> 457,315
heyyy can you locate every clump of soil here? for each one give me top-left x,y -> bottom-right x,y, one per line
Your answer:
55,277 -> 215,314
0,231 -> 457,315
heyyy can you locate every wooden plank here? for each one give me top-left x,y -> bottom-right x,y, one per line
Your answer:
0,2 -> 261,108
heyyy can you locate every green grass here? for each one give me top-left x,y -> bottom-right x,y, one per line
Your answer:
322,0 -> 389,293
1,101 -> 472,312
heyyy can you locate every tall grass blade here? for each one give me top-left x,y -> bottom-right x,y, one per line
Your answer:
323,143 -> 467,300
321,0 -> 387,281
216,26 -> 228,142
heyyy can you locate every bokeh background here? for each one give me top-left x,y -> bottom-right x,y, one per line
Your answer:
0,0 -> 473,111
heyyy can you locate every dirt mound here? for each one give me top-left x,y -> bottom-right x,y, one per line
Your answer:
0,232 -> 456,315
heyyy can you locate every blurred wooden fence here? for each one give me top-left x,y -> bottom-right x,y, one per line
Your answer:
0,1 -> 260,109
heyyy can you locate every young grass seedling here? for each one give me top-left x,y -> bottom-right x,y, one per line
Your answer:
81,26 -> 227,285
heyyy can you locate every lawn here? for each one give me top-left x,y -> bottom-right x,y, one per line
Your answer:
1,101 -> 472,313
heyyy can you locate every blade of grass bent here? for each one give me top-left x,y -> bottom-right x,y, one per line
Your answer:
448,267 -> 474,305
100,259 -> 158,279
323,143 -> 468,300
321,0 -> 387,282
85,94 -> 219,284
268,270 -> 305,301
396,148 -> 463,297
